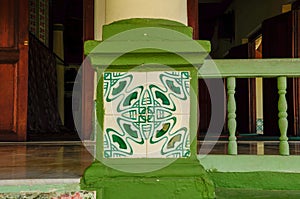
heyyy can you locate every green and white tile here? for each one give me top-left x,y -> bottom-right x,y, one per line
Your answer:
103,72 -> 146,115
102,71 -> 191,158
104,115 -> 147,158
147,71 -> 191,114
147,115 -> 190,158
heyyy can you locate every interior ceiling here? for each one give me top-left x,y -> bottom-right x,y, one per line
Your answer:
198,0 -> 233,39
199,0 -> 233,19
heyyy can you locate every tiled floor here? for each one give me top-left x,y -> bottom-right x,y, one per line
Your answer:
0,140 -> 299,181
0,141 -> 94,180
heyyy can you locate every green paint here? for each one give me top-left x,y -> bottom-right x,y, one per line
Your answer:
199,59 -> 300,78
216,188 -> 300,199
198,155 -> 300,190
81,159 -> 215,199
82,18 -> 215,198
85,44 -> 210,68
227,77 -> 237,155
199,155 -> 300,173
278,77 -> 289,155
209,172 -> 300,190
200,155 -> 300,190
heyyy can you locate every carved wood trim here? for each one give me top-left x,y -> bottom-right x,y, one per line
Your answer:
0,49 -> 19,64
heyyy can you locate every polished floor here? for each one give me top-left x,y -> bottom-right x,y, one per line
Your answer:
198,141 -> 300,155
0,141 -> 94,180
0,140 -> 299,180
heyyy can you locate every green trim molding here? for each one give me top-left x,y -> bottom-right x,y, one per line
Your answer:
199,59 -> 300,78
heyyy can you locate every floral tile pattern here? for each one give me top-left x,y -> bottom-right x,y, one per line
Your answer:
103,71 -> 191,158
0,191 -> 96,199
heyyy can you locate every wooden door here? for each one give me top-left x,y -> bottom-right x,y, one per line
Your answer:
0,0 -> 29,141
262,11 -> 300,136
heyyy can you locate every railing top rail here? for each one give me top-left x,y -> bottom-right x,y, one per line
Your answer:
198,58 -> 300,78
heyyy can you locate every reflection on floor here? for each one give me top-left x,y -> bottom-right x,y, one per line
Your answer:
198,141 -> 300,155
0,141 -> 94,180
0,140 -> 299,180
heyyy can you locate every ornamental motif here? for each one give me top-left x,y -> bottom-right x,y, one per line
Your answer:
103,71 -> 190,158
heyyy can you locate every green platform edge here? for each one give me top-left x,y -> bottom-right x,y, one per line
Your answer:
200,155 -> 300,191
80,18 -> 215,199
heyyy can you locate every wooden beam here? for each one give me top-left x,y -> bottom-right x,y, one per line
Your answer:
187,0 -> 199,39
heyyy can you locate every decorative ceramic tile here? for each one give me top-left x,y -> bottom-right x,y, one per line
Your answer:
102,71 -> 190,158
256,118 -> 264,134
103,72 -> 146,115
147,115 -> 190,158
104,116 -> 147,158
147,71 -> 191,114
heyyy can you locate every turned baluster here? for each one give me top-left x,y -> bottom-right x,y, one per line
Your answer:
227,77 -> 237,155
278,76 -> 289,155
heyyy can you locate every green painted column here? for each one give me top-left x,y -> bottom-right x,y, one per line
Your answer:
81,19 -> 215,199
227,77 -> 237,155
277,76 -> 289,156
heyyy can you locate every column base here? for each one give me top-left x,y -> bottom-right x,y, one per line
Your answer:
80,158 -> 215,199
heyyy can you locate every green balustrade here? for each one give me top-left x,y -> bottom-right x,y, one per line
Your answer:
277,77 -> 289,156
198,58 -> 300,156
227,77 -> 237,155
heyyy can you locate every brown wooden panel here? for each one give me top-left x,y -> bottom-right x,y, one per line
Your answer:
81,0 -> 95,140
0,64 -> 14,131
187,0 -> 199,39
0,0 -> 28,141
262,12 -> 293,58
16,0 -> 29,141
83,0 -> 94,41
292,9 -> 300,135
0,0 -> 17,48
262,12 -> 295,136
295,10 -> 300,61
0,49 -> 19,64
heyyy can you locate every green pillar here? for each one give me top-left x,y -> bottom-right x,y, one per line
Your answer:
81,19 -> 215,199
